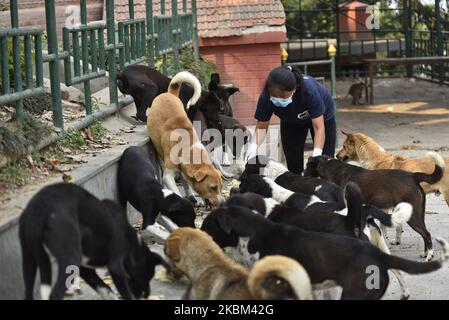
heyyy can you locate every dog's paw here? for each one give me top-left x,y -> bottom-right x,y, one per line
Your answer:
401,292 -> 411,300
422,250 -> 434,261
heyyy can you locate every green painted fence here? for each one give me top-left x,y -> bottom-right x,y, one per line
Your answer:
0,0 -> 199,133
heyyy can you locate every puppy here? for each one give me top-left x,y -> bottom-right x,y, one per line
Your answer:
238,173 -> 345,212
19,183 -> 168,300
304,153 -> 444,261
345,81 -> 366,105
147,71 -> 223,206
201,206 -> 449,300
337,131 -> 449,209
164,227 -> 313,300
244,155 -> 344,203
118,146 -> 196,241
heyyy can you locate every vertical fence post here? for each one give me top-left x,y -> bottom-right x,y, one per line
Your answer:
80,0 -> 92,115
404,0 -> 413,77
328,44 -> 338,146
10,0 -> 24,121
146,0 -> 155,66
334,0 -> 340,76
45,0 -> 64,130
106,0 -> 118,108
435,0 -> 444,84
191,0 -> 200,63
172,0 -> 179,70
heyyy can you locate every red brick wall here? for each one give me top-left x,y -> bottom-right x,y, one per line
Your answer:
200,39 -> 283,125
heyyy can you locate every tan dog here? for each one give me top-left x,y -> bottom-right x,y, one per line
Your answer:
164,227 -> 313,300
147,71 -> 223,206
337,131 -> 448,208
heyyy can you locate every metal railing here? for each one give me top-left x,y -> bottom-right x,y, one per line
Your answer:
0,0 -> 200,133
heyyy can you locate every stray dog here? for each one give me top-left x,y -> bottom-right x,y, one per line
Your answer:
223,187 -> 413,299
237,183 -> 410,240
337,131 -> 449,209
19,183 -> 169,300
201,206 -> 449,300
304,153 -> 444,261
239,173 -> 345,212
117,65 -> 194,122
244,155 -> 344,203
345,81 -> 366,105
164,227 -> 312,300
118,146 -> 195,242
147,71 -> 223,207
117,65 -> 238,123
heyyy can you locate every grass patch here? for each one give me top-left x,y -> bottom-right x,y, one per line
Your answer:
90,120 -> 106,140
0,162 -> 29,188
0,112 -> 52,158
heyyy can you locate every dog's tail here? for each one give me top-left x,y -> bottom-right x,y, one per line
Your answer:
343,182 -> 364,235
365,202 -> 412,228
116,70 -> 129,94
413,151 -> 445,185
381,237 -> 449,274
247,255 -> 313,300
168,71 -> 201,109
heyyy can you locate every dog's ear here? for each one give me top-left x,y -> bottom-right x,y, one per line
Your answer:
216,214 -> 236,234
193,169 -> 207,182
210,73 -> 220,84
208,75 -> 219,91
166,236 -> 181,263
226,87 -> 239,96
341,130 -> 351,136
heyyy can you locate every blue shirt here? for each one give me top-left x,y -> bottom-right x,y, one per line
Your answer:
254,76 -> 336,124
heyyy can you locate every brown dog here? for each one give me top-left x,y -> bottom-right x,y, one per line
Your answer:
164,227 -> 313,300
337,131 -> 449,208
147,71 -> 223,206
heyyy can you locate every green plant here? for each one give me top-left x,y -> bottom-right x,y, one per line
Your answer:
154,46 -> 217,88
90,120 -> 106,140
58,128 -> 87,149
0,163 -> 28,187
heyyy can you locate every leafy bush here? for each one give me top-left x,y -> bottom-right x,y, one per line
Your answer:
154,46 -> 217,88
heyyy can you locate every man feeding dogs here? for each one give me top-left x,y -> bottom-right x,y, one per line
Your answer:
244,66 -> 337,175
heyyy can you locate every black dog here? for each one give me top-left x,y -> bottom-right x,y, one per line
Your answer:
19,183 -> 168,300
118,146 -> 196,230
243,155 -> 344,203
304,153 -> 445,261
201,206 -> 448,300
238,173 -> 345,212
117,65 -> 238,123
224,185 -> 411,242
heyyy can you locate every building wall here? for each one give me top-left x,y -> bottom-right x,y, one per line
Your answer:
200,33 -> 285,125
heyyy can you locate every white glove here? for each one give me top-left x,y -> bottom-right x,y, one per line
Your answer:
244,142 -> 258,162
312,148 -> 323,157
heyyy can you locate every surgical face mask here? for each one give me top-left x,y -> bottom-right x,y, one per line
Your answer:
270,94 -> 293,108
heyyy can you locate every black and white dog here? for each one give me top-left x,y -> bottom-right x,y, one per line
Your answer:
223,188 -> 413,299
304,153 -> 445,261
19,183 -> 169,300
118,146 -> 196,242
238,173 -> 345,212
243,155 -> 344,203
201,206 -> 449,300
